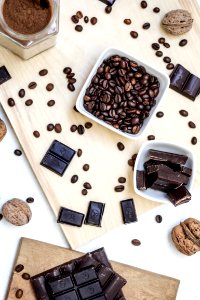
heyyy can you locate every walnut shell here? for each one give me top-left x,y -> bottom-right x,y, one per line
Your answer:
0,118 -> 7,142
162,9 -> 193,35
2,199 -> 32,226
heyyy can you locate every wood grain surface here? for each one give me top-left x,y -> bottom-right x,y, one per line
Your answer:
0,0 -> 200,248
6,238 -> 180,300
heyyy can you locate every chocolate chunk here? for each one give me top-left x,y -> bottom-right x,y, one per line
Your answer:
149,149 -> 188,165
0,66 -> 11,85
57,207 -> 84,227
181,166 -> 192,177
144,159 -> 182,172
85,201 -> 105,227
120,199 -> 137,224
167,186 -> 191,206
182,74 -> 200,101
41,153 -> 68,176
136,170 -> 146,190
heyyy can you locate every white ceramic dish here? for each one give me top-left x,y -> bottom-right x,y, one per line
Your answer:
76,48 -> 170,139
133,141 -> 195,203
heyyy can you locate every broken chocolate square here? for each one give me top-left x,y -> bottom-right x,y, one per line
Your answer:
167,186 -> 191,206
0,65 -> 11,85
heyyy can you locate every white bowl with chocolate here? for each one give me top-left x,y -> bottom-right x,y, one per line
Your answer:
76,48 -> 169,139
133,141 -> 195,204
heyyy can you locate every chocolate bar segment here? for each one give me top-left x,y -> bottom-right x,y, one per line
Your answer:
167,186 -> 191,206
85,201 -> 105,227
136,170 -> 146,190
120,199 -> 137,224
41,153 -> 68,176
182,74 -> 200,101
57,207 -> 85,227
149,149 -> 188,165
0,65 -> 11,85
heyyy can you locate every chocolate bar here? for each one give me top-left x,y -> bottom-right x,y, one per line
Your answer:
152,164 -> 189,186
144,159 -> 182,172
85,201 -> 105,227
98,0 -> 116,5
57,207 -> 84,227
149,149 -> 188,165
182,74 -> 200,100
167,185 -> 191,206
0,65 -> 11,85
40,140 -> 75,176
136,170 -> 146,190
120,199 -> 137,224
181,166 -> 192,177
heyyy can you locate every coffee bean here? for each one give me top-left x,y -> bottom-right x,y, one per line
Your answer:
28,82 -> 37,89
105,5 -> 112,13
39,69 -> 48,76
67,73 -> 75,79
18,89 -> 25,98
67,83 -> 75,92
155,51 -> 163,57
85,122 -> 93,129
26,197 -> 34,203
152,43 -> 160,50
188,121 -> 196,128
153,7 -> 160,13
71,15 -> 79,24
15,264 -> 24,273
73,105 -> 79,113
155,215 -> 162,223
84,16 -> 89,23
143,22 -> 150,30
147,134 -> 155,140
46,83 -> 54,91
117,142 -> 125,151
156,111 -> 164,118
91,17 -> 97,25
0,213 -> 3,221
68,78 -> 76,84
179,109 -> 188,117
83,164 -> 90,171
70,124 -> 77,132
75,25 -> 83,32
166,63 -> 174,70
124,19 -> 131,25
131,239 -> 141,246
77,149 -> 82,157
163,42 -> 170,48
77,125 -> 85,135
132,153 -> 137,160
8,98 -> 15,107
55,123 -> 62,133
22,273 -> 30,280
71,175 -> 78,183
14,149 -> 22,156
191,137 -> 197,145
179,39 -> 188,47
63,67 -> 72,74
25,99 -> 33,106
118,177 -> 126,183
47,123 -> 54,131
83,182 -> 92,189
130,31 -> 138,38
82,189 -> 88,196
47,99 -> 55,107
158,37 -> 165,44
163,56 -> 171,63
128,159 -> 134,167
140,1 -> 147,8
76,11 -> 83,19
15,289 -> 23,299
33,131 -> 40,138
114,185 -> 124,192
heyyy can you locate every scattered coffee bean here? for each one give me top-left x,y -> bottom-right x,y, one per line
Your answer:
156,111 -> 164,118
166,63 -> 174,70
75,25 -> 83,32
77,148 -> 82,157
73,105 -> 79,113
70,124 -> 77,132
131,239 -> 141,246
0,213 -> 3,221
158,37 -> 165,44
54,123 -> 62,133
188,121 -> 196,128
153,7 -> 160,13
130,31 -> 138,38
114,185 -> 124,192
179,39 -> 188,47
46,83 -> 54,91
33,130 -> 40,138
152,43 -> 160,50
143,22 -> 150,30
47,99 -> 55,107
163,42 -> 170,48
124,19 -> 131,25
118,177 -> 126,183
91,17 -> 97,25
147,134 -> 155,140
26,197 -> 34,203
71,15 -> 79,24
82,189 -> 88,196
71,175 -> 78,183
117,142 -> 125,151
15,264 -> 24,273
76,11 -> 83,19
63,67 -> 72,74
22,273 -> 30,280
67,72 -> 75,79
155,215 -> 162,223
25,99 -> 33,106
179,109 -> 188,117
83,164 -> 89,171
155,51 -> 163,57
18,89 -> 25,98
105,5 -> 112,14
85,122 -> 93,129
68,78 -> 76,84
14,149 -> 22,156
28,82 -> 37,89
163,56 -> 171,63
128,159 -> 134,167
140,1 -> 147,8
8,98 -> 15,107
67,83 -> 75,92
84,16 -> 89,23
191,137 -> 197,145
132,153 -> 137,160
47,123 -> 54,131
83,182 -> 92,189
15,289 -> 23,299
39,69 -> 48,76
77,124 -> 85,135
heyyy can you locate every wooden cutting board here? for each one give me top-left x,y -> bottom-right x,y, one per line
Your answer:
0,0 -> 200,248
6,238 -> 180,300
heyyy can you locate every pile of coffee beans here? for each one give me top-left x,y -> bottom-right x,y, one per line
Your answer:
63,67 -> 77,92
83,55 -> 160,135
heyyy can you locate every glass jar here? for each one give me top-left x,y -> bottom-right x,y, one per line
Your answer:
0,0 -> 59,60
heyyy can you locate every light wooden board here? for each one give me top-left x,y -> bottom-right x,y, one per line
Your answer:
6,238 -> 180,300
0,0 -> 200,248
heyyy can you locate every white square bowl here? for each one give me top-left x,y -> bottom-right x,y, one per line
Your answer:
133,141 -> 195,203
76,47 -> 170,139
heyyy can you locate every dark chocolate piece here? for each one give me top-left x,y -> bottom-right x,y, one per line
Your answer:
149,149 -> 188,165
151,182 -> 177,193
181,166 -> 192,177
41,153 -> 68,176
182,74 -> 200,101
136,170 -> 146,190
85,201 -> 105,227
50,140 -> 75,162
167,186 -> 191,206
57,207 -> 84,227
98,0 -> 116,5
120,199 -> 137,224
144,159 -> 181,172
0,65 -> 11,85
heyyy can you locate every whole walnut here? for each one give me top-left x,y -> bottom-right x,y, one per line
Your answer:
0,118 -> 7,142
162,9 -> 193,35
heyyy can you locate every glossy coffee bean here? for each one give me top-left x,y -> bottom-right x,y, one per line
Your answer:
130,31 -> 138,38
156,111 -> 164,118
25,99 -> 33,106
191,137 -> 197,145
15,264 -> 24,273
84,16 -> 89,23
15,289 -> 23,299
105,5 -> 112,13
46,83 -> 54,91
179,110 -> 188,117
155,51 -> 163,57
67,83 -> 75,91
163,56 -> 171,63
63,67 -> 72,74
77,149 -> 82,157
39,69 -> 48,76
71,175 -> 78,183
124,19 -> 131,25
118,177 -> 126,183
131,239 -> 141,246
77,125 -> 85,135
152,43 -> 160,50
14,149 -> 22,156
33,131 -> 40,138
47,123 -> 54,131
153,7 -> 160,13
70,124 -> 77,132
8,98 -> 15,107
140,1 -> 147,8
71,15 -> 79,24
28,82 -> 37,89
163,42 -> 170,48
83,182 -> 92,189
114,185 -> 124,192
75,25 -> 83,32
166,63 -> 174,70
83,164 -> 90,171
47,100 -> 55,107
188,121 -> 196,128
22,273 -> 30,280
26,197 -> 34,203
82,189 -> 88,195
158,37 -> 165,44
143,22 -> 150,30
179,39 -> 188,47
147,134 -> 155,140
91,17 -> 97,25
54,123 -> 62,133
117,142 -> 125,151
18,89 -> 25,98
85,122 -> 93,129
76,11 -> 83,19
155,215 -> 162,223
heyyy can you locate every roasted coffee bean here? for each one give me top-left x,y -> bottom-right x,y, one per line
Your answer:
188,121 -> 196,128
158,37 -> 165,44
46,83 -> 54,91
147,134 -> 155,140
71,15 -> 79,24
163,42 -> 170,48
155,215 -> 162,223
47,123 -> 54,131
84,16 -> 89,23
18,89 -> 25,98
130,31 -> 138,38
22,273 -> 30,280
114,185 -> 124,192
124,19 -> 131,25
152,43 -> 160,50
166,63 -> 174,70
191,137 -> 197,145
85,122 -> 93,129
143,22 -> 150,30
15,289 -> 23,298
153,7 -> 160,13
14,149 -> 22,156
117,142 -> 125,151
47,99 -> 55,107
140,1 -> 147,8
70,124 -> 77,132
25,99 -> 33,106
179,39 -> 188,47
15,264 -> 24,273
83,182 -> 92,189
179,109 -> 188,117
63,67 -> 72,74
75,25 -> 83,32
131,239 -> 141,246
26,197 -> 34,203
77,148 -> 82,157
33,130 -> 40,138
28,82 -> 37,89
155,51 -> 163,57
71,175 -> 78,183
73,105 -> 79,112
128,159 -> 134,167
82,189 -> 88,196
105,5 -> 112,13
77,124 -> 85,135
8,98 -> 15,107
132,153 -> 137,160
156,111 -> 164,118
163,56 -> 171,63
55,123 -> 62,133
0,213 -> 3,221
91,17 -> 97,25
76,11 -> 83,19
83,164 -> 90,171
68,78 -> 76,84
118,177 -> 126,183
39,69 -> 48,76
67,83 -> 75,91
